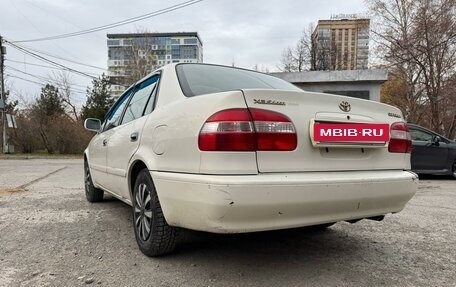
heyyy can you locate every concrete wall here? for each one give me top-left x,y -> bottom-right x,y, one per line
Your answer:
271,69 -> 388,102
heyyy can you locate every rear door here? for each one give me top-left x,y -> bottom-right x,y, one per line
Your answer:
242,89 -> 408,172
104,74 -> 160,198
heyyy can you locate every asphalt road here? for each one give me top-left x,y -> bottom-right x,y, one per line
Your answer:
0,159 -> 455,287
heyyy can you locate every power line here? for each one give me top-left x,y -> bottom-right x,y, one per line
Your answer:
6,71 -> 87,95
4,41 -> 98,79
5,66 -> 88,91
8,0 -> 88,64
19,0 -> 103,60
11,0 -> 203,43
6,41 -> 98,79
6,59 -> 100,76
22,0 -> 91,32
6,74 -> 87,108
12,43 -> 107,71
7,59 -> 62,69
6,74 -> 43,86
6,74 -> 87,97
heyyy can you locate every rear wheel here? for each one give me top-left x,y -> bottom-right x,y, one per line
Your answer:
84,160 -> 104,202
132,169 -> 178,257
452,161 -> 456,179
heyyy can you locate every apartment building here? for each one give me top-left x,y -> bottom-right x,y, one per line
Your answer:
312,16 -> 369,70
107,32 -> 203,96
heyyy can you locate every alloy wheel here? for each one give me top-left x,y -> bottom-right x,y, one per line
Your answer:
84,163 -> 91,193
134,183 -> 153,241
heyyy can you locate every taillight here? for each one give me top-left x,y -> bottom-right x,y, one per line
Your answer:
388,122 -> 412,153
198,109 -> 256,151
250,108 -> 297,151
199,108 -> 297,151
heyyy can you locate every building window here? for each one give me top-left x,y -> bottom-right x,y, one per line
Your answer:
184,38 -> 197,44
107,39 -> 120,46
123,39 -> 133,46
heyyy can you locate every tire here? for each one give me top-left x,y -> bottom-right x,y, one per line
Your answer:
84,160 -> 104,202
132,169 -> 178,257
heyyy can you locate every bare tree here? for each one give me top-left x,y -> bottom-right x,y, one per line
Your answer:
279,47 -> 296,72
252,64 -> 270,74
50,71 -> 79,122
107,30 -> 161,87
279,25 -> 313,72
122,39 -> 158,86
369,0 -> 456,136
440,74 -> 456,139
380,70 -> 427,123
312,36 -> 333,71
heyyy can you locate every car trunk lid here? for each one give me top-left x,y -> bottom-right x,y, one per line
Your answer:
241,89 -> 410,173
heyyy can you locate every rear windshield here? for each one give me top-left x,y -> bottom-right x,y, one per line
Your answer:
176,64 -> 301,97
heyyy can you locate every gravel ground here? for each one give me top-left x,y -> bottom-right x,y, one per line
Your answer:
0,159 -> 455,287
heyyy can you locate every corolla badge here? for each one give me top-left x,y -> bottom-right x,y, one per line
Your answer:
339,101 -> 351,112
388,112 -> 402,118
253,99 -> 286,106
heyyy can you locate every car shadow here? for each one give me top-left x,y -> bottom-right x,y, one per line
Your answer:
94,196 -> 410,286
167,223 -> 374,263
102,196 -> 379,261
97,195 -> 393,267
417,174 -> 454,180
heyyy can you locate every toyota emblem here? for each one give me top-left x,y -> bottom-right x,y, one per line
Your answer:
339,101 -> 351,112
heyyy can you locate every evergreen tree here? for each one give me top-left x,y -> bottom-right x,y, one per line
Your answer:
30,84 -> 65,154
34,84 -> 64,119
81,74 -> 114,120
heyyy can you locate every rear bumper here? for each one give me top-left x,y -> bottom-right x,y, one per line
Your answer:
151,170 -> 418,233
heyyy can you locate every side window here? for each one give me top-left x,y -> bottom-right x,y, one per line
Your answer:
103,87 -> 135,131
410,129 -> 433,141
121,75 -> 159,125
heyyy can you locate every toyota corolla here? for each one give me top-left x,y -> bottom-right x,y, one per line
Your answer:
83,63 -> 418,256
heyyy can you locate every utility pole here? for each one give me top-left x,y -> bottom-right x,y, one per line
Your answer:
0,35 -> 8,153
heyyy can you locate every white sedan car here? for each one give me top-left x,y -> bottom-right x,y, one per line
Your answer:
84,63 -> 418,256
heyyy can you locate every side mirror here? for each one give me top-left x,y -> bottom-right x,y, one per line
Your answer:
84,118 -> 101,132
432,135 -> 442,146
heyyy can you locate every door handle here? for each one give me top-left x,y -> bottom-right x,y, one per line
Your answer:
102,139 -> 108,146
130,132 -> 139,142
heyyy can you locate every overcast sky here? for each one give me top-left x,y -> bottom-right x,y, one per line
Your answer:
0,0 -> 367,106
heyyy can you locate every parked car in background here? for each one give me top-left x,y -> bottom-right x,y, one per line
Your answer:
407,123 -> 456,178
83,63 -> 418,256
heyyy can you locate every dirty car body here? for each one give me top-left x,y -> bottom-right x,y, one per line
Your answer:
84,63 -> 418,256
